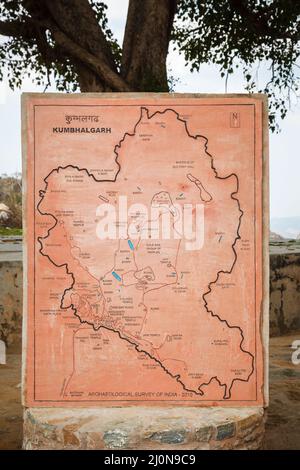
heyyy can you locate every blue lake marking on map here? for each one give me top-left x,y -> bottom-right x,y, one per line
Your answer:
128,239 -> 134,250
112,271 -> 121,282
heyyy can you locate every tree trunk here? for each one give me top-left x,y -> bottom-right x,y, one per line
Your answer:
121,0 -> 177,92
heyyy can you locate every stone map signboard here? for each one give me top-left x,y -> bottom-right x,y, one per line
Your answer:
22,93 -> 268,407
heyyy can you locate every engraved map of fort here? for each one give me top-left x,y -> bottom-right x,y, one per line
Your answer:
23,95 -> 265,406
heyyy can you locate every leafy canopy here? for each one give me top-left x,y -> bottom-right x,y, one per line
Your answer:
1,0 -> 300,131
0,1 -> 120,91
173,0 -> 300,130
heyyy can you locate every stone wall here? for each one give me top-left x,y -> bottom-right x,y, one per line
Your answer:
0,253 -> 299,344
0,261 -> 22,346
270,253 -> 300,336
23,407 -> 265,450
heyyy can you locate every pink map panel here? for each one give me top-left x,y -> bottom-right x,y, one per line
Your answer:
23,95 -> 266,406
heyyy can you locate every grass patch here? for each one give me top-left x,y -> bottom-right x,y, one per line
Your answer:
0,227 -> 22,236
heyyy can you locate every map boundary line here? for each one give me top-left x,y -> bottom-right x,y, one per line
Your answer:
32,103 -> 259,403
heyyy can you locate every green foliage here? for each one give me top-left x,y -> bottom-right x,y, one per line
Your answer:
0,174 -> 22,228
0,0 -> 121,92
0,227 -> 22,236
174,0 -> 300,131
168,68 -> 181,92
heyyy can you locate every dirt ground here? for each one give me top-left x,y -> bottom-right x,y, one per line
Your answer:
0,342 -> 22,450
264,332 -> 300,450
0,333 -> 300,450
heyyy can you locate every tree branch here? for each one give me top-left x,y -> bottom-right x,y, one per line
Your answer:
0,19 -> 36,39
43,0 -> 118,73
49,24 -> 131,91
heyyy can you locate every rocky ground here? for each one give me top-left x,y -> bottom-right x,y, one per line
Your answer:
269,239 -> 300,255
0,333 -> 300,450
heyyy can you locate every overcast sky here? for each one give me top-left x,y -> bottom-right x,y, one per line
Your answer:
0,0 -> 299,220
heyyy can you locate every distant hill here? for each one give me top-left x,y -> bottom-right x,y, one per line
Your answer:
270,216 -> 300,239
270,231 -> 285,241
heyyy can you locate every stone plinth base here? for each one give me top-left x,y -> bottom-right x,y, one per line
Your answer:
23,407 -> 266,450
